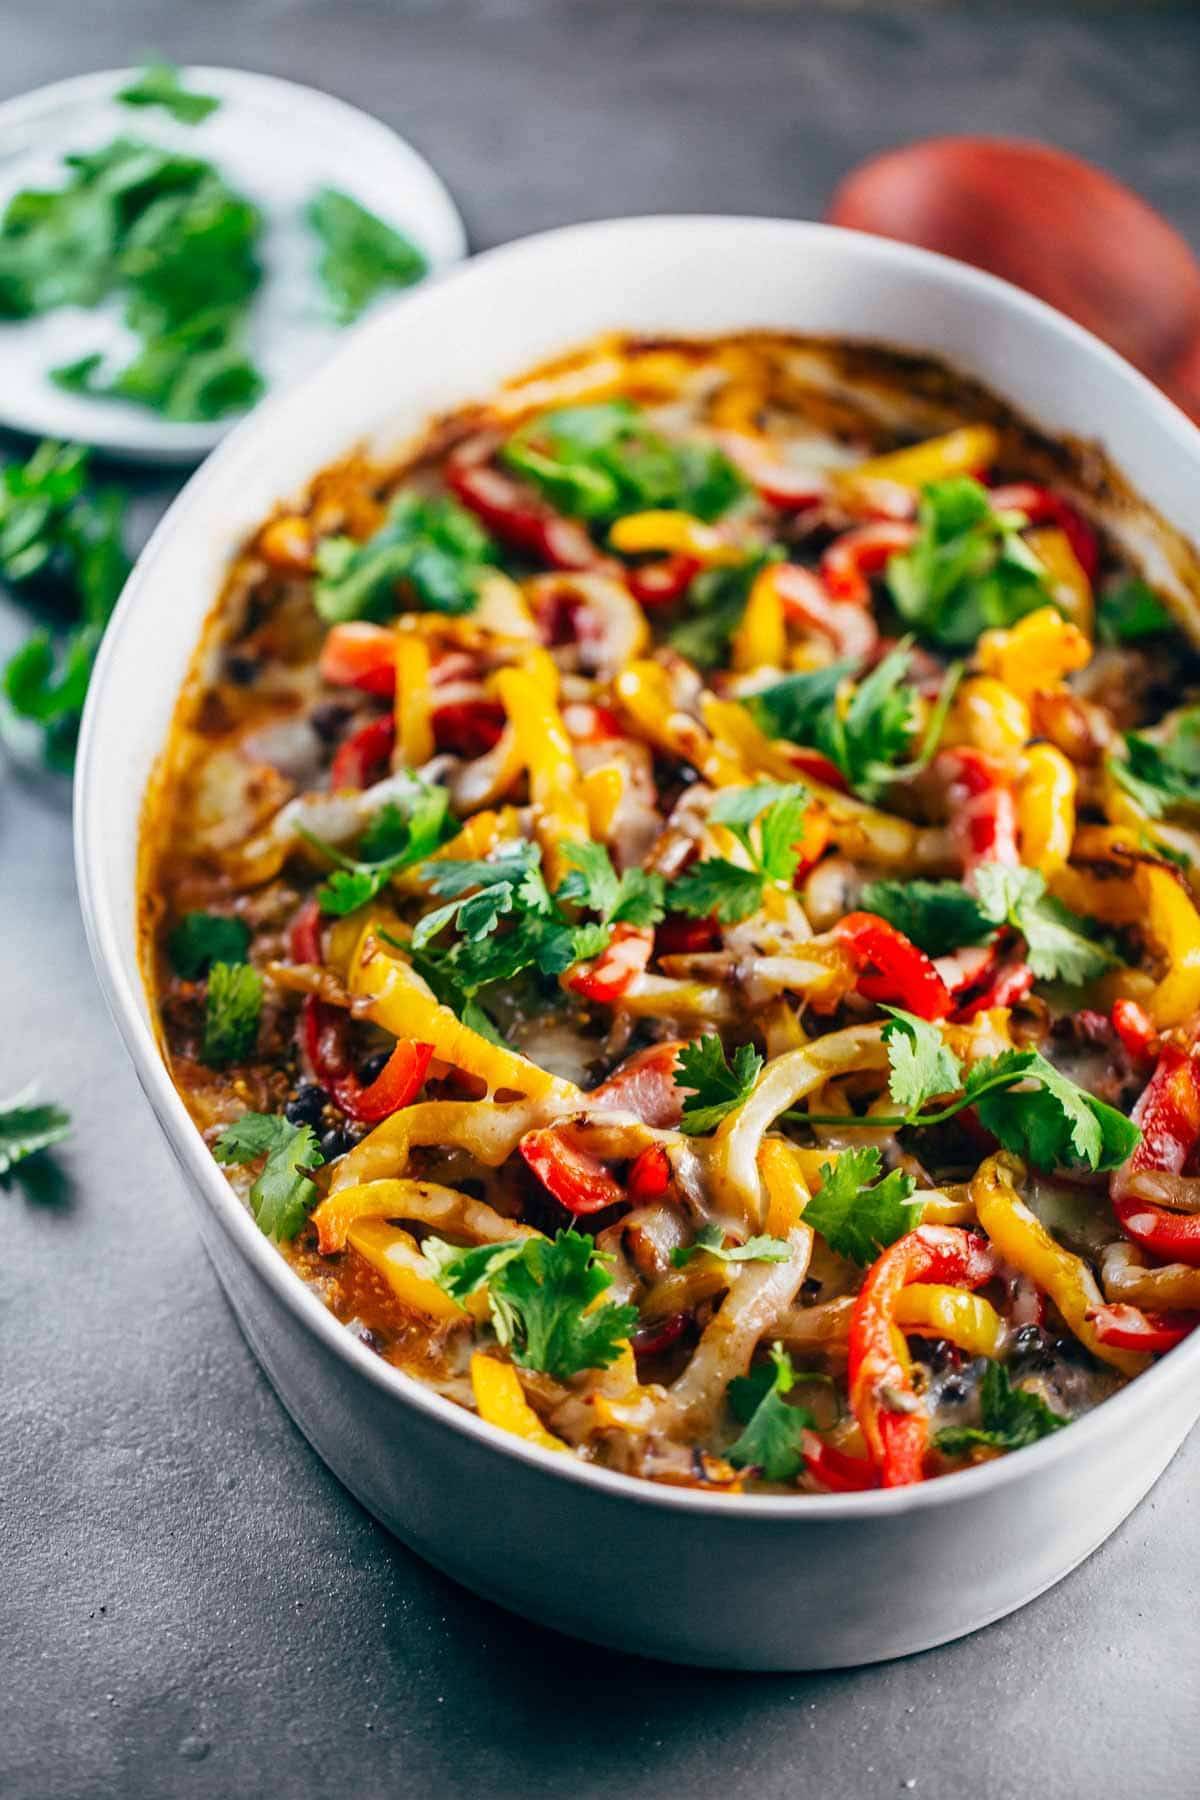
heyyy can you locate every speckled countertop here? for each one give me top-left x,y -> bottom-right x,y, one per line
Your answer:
4,5 -> 1200,1796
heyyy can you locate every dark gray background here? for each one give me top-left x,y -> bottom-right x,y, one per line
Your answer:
4,4 -> 1200,1797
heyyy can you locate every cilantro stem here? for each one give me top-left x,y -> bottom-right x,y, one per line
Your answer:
296,825 -> 358,871
788,1067 -> 1045,1134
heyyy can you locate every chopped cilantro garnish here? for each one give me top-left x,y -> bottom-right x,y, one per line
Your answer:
1097,578 -> 1174,644
201,961 -> 263,1066
671,1223 -> 791,1267
168,911 -> 251,979
885,477 -> 1056,647
307,188 -> 428,324
300,783 -> 454,916
313,493 -> 497,623
423,1229 -> 638,1381
857,878 -> 995,957
117,62 -> 221,126
556,839 -> 666,928
801,1146 -> 921,1265
971,863 -> 1116,985
213,1112 -> 324,1241
1110,710 -> 1200,819
935,1360 -> 1067,1455
726,1343 -> 813,1481
676,1035 -> 764,1135
880,1006 -> 964,1115
671,782 -> 809,923
0,1086 -> 71,1179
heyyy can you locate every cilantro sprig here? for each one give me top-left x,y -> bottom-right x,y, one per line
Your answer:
726,1343 -> 813,1481
1097,578 -> 1174,645
307,188 -> 428,324
671,1222 -> 791,1268
671,782 -> 809,924
749,642 -> 961,802
885,477 -> 1056,647
0,1086 -> 71,1180
299,785 -> 455,917
201,961 -> 263,1067
1109,709 -> 1200,819
423,1229 -> 638,1381
801,1146 -> 921,1265
213,1112 -> 324,1241
168,911 -> 251,979
117,62 -> 221,126
676,1036 -> 764,1135
314,493 -> 498,623
935,1360 -> 1067,1455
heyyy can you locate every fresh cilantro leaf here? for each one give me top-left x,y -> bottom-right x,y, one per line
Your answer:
307,187 -> 428,324
672,782 -> 810,923
302,782 -> 453,917
965,1049 -> 1140,1172
501,400 -> 745,527
668,551 -> 780,669
0,1086 -> 71,1178
671,1223 -> 791,1267
1109,711 -> 1200,819
213,1112 -> 324,1242
426,1229 -> 636,1380
676,1036 -> 764,1135
117,62 -> 221,125
556,840 -> 665,928
671,857 -> 766,925
881,1007 -> 964,1117
314,493 -> 497,623
858,878 -> 995,957
201,961 -> 263,1066
973,862 -> 1116,985
935,1359 -> 1067,1455
1097,578 -> 1174,644
726,1343 -> 812,1481
886,477 -> 1055,647
801,1146 -> 921,1265
168,911 -> 251,979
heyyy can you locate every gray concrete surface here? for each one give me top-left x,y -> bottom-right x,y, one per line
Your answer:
3,4 -> 1200,1796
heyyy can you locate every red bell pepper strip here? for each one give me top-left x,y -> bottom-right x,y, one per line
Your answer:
1111,997 -> 1159,1063
771,563 -> 879,661
627,555 -> 701,607
626,1143 -> 673,1202
589,1040 -> 689,1128
952,960 -> 1034,1021
835,911 -> 954,1020
631,1310 -> 689,1358
319,622 -> 396,696
445,439 -> 601,571
655,914 -> 721,956
849,1225 -> 996,1487
519,1128 -> 626,1215
820,522 -> 917,607
300,996 -> 432,1123
713,432 -> 827,512
565,923 -> 654,1004
783,744 -> 849,792
937,746 -> 1019,873
1112,1042 -> 1200,1266
289,896 -> 324,965
988,483 -> 1099,583
801,1433 -> 878,1493
1087,1302 -> 1198,1355
330,713 -> 395,790
431,699 -> 506,756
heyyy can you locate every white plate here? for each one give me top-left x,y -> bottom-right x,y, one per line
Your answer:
0,67 -> 466,463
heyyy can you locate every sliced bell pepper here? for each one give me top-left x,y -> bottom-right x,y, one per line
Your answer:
470,1354 -> 570,1452
770,563 -> 880,660
1087,1302 -> 1197,1355
937,746 -> 1019,872
347,1219 -> 468,1322
731,565 -> 788,671
289,895 -> 324,965
609,510 -> 741,565
1017,742 -> 1076,874
989,483 -> 1100,584
952,960 -> 1034,1021
299,995 -> 433,1123
565,923 -> 654,1004
445,441 -> 599,571
319,621 -> 397,695
892,1284 -> 1006,1358
393,632 -> 433,768
330,713 -> 396,790
519,1127 -> 625,1215
820,521 -> 917,607
801,1433 -> 878,1492
835,427 -> 1000,496
1025,524 -> 1094,636
977,606 -> 1091,702
944,676 -> 1031,758
1111,997 -> 1159,1063
626,554 -> 700,607
626,1143 -> 673,1203
589,1040 -> 688,1127
431,698 -> 506,756
835,911 -> 953,1020
494,663 -> 589,882
1113,1041 -> 1200,1266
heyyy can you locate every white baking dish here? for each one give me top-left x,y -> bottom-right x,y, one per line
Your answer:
75,217 -> 1200,1669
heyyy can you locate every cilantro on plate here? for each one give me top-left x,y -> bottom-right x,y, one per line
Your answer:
314,493 -> 497,623
885,477 -> 1056,648
117,62 -> 221,126
0,1086 -> 71,1179
671,781 -> 809,924
201,961 -> 263,1067
307,188 -> 428,325
213,1112 -> 324,1242
675,1035 -> 764,1136
935,1359 -> 1067,1455
726,1343 -> 813,1481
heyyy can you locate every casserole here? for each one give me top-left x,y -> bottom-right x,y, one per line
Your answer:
76,216 -> 1200,1667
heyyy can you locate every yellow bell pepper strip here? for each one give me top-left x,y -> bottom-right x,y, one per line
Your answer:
494,663 -> 589,884
1017,742 -> 1077,874
1136,864 -> 1200,1027
977,605 -> 1091,701
393,806 -> 525,895
470,1354 -> 570,1453
759,1136 -> 814,1235
581,764 -> 625,840
346,1219 -> 470,1323
731,565 -> 788,672
608,510 -> 743,565
393,631 -> 434,767
969,1153 -> 1148,1376
942,676 -> 1030,757
613,660 -> 745,787
1024,524 -> 1094,636
834,426 -> 1000,498
892,1285 -> 1006,1358
350,931 -> 577,1103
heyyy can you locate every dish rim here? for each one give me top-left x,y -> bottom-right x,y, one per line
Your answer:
75,210 -> 1200,1521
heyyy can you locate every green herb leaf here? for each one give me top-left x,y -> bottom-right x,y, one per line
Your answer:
885,477 -> 1055,648
676,1036 -> 764,1135
0,1086 -> 71,1178
802,1146 -> 921,1265
425,1229 -> 637,1380
726,1343 -> 812,1481
314,493 -> 497,623
556,840 -> 666,927
1097,578 -> 1174,644
670,858 -> 767,925
671,782 -> 810,923
881,1007 -> 964,1116
307,188 -> 428,325
965,1048 -> 1140,1172
671,1223 -> 791,1267
1109,711 -> 1200,819
213,1112 -> 324,1241
201,961 -> 263,1066
858,878 -> 995,957
117,62 -> 221,126
168,911 -> 251,979
303,782 -> 453,917
668,550 -> 779,668
935,1360 -> 1067,1455
973,861 -> 1116,984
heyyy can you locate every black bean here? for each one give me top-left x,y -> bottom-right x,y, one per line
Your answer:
320,1125 -> 355,1162
358,1049 -> 390,1086
310,701 -> 353,744
285,1084 -> 329,1128
224,652 -> 261,687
